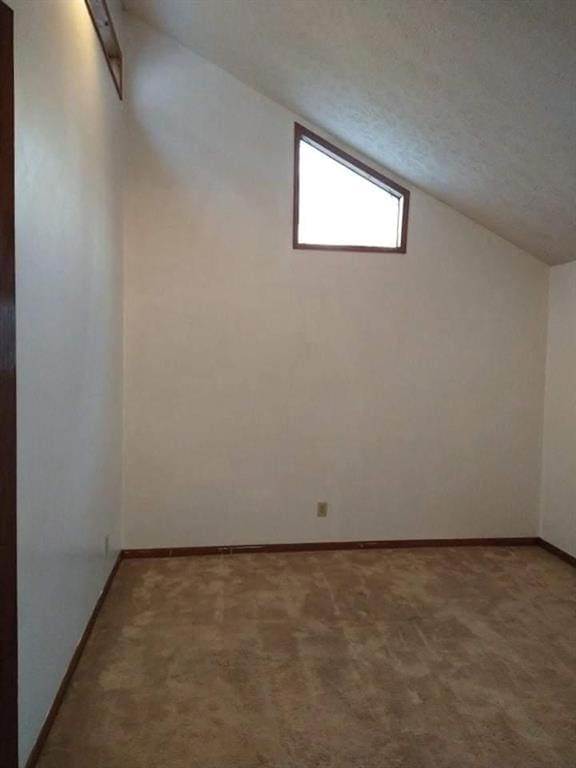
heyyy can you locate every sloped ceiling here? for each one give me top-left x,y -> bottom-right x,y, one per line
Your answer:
124,0 -> 576,265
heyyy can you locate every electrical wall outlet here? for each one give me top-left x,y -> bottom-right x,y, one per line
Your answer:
317,501 -> 328,518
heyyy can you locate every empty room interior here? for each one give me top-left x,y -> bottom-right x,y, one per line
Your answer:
1,0 -> 576,766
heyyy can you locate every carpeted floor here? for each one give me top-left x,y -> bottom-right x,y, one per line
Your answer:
36,547 -> 576,768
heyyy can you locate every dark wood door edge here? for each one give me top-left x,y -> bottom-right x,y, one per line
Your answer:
25,556 -> 122,768
0,2 -> 17,766
122,537 -> 540,559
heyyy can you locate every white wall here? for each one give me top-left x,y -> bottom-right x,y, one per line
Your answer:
11,1 -> 123,763
541,262 -> 576,558
123,17 -> 549,550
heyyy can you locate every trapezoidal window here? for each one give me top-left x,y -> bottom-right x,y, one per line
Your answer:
293,124 -> 410,253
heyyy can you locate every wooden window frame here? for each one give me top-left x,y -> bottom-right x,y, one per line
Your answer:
292,123 -> 410,254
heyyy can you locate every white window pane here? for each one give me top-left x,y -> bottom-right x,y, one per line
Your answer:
298,140 -> 401,248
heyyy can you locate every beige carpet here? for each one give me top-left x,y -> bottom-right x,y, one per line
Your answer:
37,547 -> 576,768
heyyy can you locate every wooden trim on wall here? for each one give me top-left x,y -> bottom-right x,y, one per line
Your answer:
123,537 -> 539,560
84,0 -> 123,100
0,3 -> 17,766
537,538 -> 576,569
292,123 -> 410,254
123,538 -> 576,570
24,556 -> 122,768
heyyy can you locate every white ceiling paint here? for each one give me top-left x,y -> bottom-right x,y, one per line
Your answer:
124,0 -> 576,265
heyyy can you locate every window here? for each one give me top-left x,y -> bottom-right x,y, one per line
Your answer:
293,124 -> 409,253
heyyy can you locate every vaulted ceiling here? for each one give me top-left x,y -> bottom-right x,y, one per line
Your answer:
124,0 -> 576,265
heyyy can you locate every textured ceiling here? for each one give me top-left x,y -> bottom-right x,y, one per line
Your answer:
124,0 -> 576,265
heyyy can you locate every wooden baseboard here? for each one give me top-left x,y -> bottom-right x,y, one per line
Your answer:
25,555 -> 121,768
537,538 -> 576,568
122,537 -> 539,559
123,538 -> 576,569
